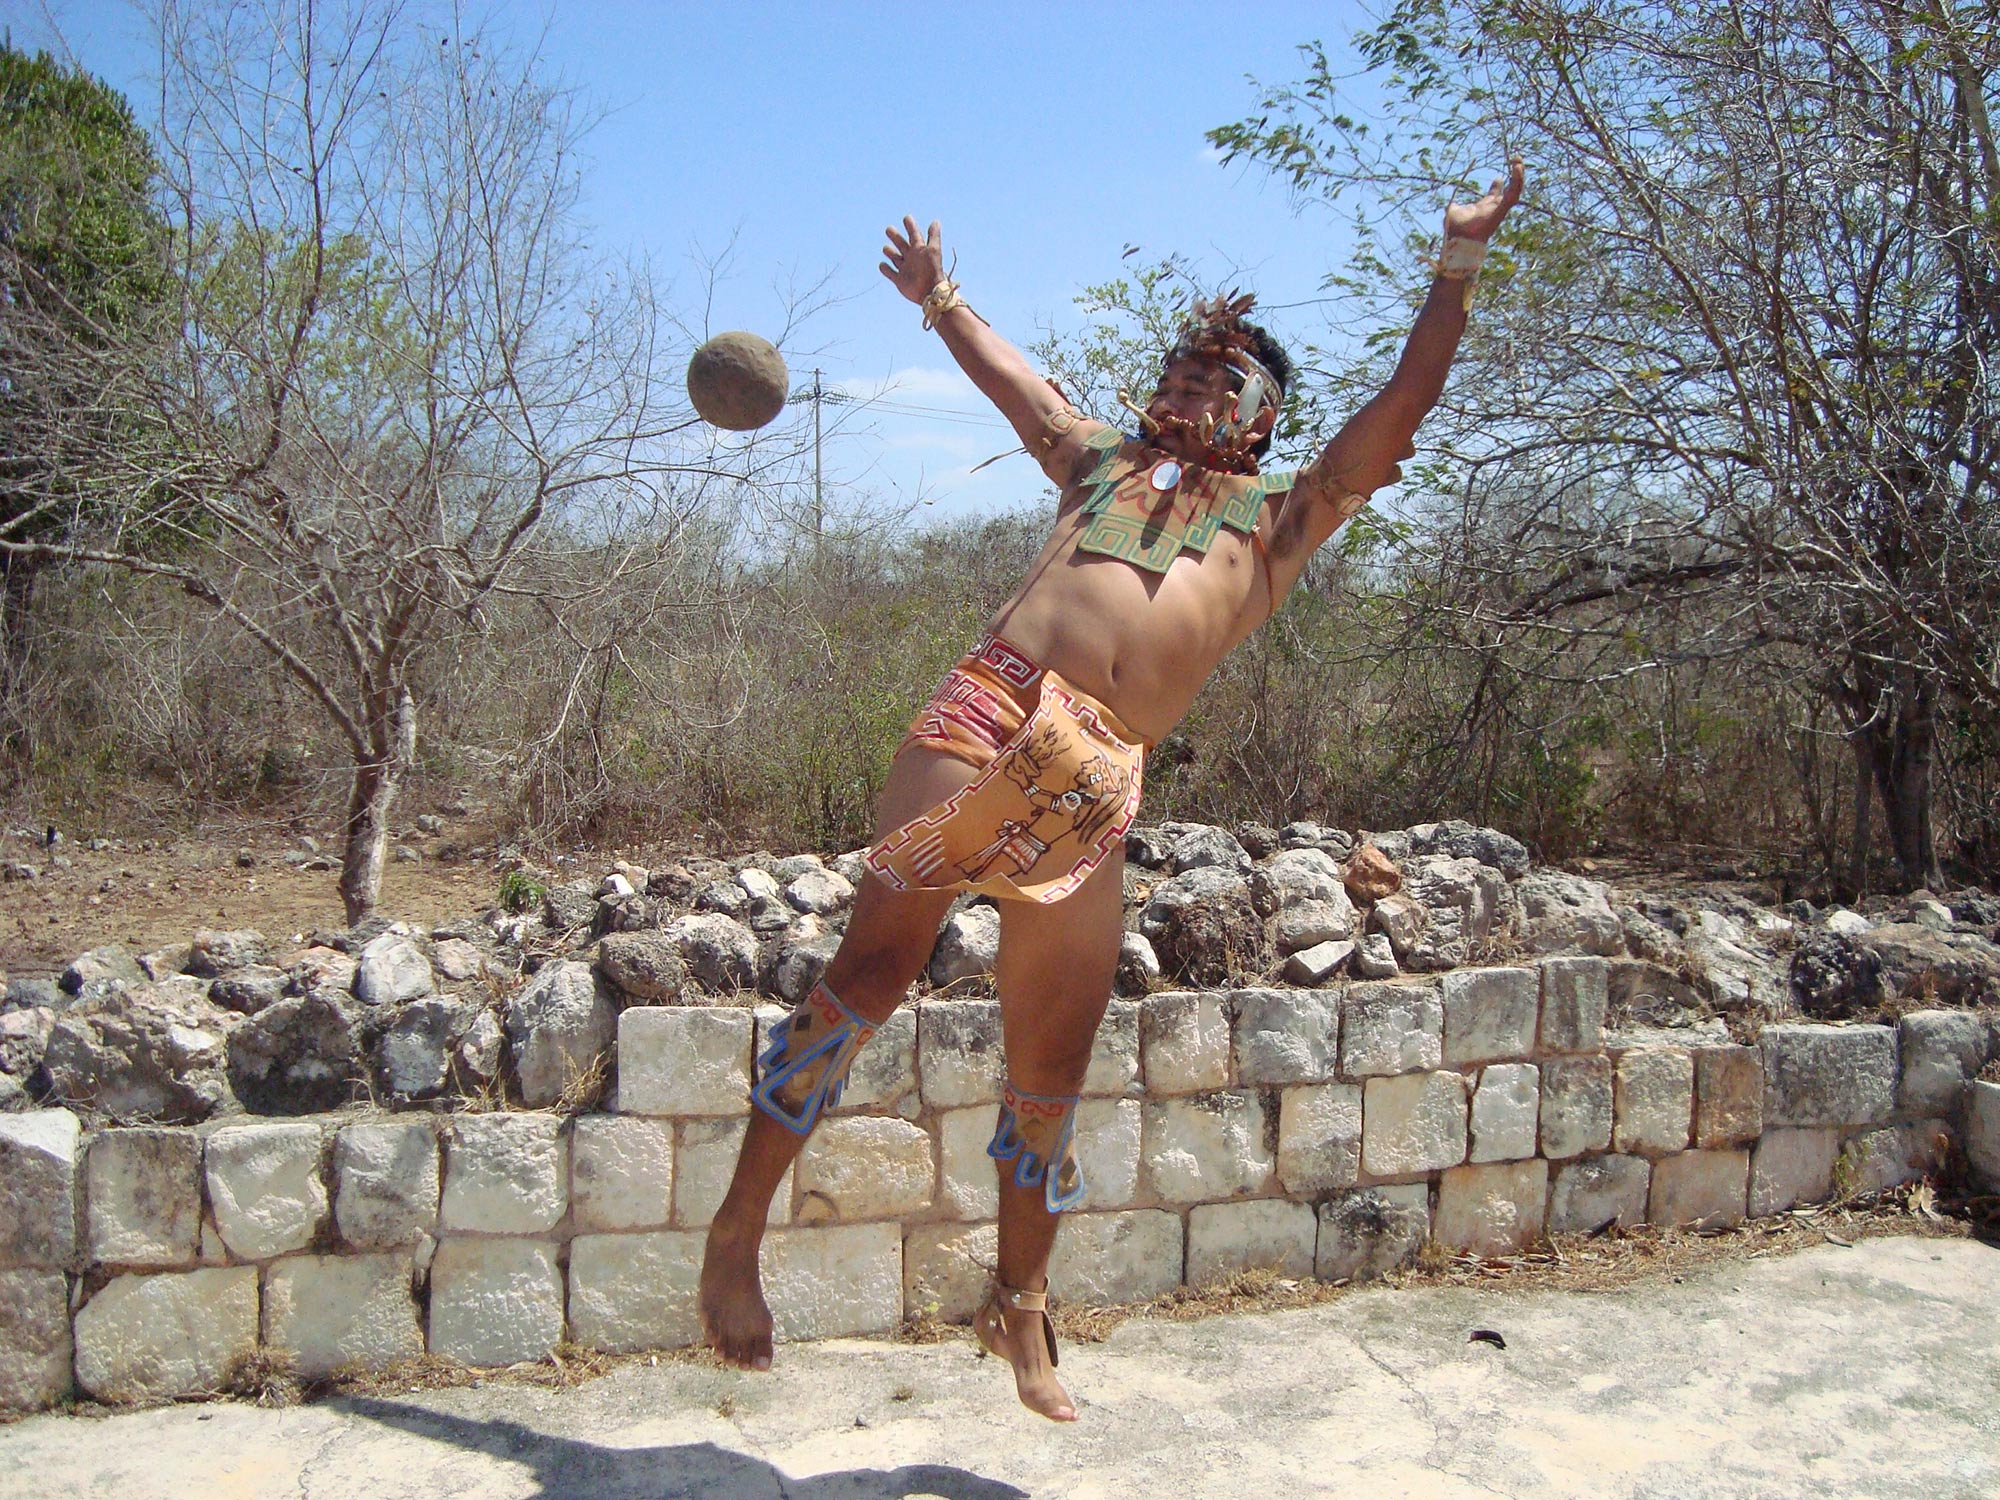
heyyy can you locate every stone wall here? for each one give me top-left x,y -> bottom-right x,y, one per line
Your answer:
4,964 -> 1997,1415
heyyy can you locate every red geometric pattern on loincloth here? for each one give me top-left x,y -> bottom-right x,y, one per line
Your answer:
973,633 -> 1042,689
911,668 -> 1012,755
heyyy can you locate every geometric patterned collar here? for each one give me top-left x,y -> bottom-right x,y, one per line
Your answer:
1071,428 -> 1295,576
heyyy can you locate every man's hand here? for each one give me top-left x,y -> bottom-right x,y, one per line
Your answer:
1443,156 -> 1525,243
880,216 -> 947,304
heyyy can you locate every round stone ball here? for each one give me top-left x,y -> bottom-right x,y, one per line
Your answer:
687,331 -> 790,430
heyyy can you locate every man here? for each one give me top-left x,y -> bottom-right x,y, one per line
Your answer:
700,160 -> 1526,1421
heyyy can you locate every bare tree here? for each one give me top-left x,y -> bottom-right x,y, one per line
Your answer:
1214,0 -> 2000,888
0,0 -> 812,918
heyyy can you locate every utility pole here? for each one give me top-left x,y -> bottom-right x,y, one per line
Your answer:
788,368 -> 847,564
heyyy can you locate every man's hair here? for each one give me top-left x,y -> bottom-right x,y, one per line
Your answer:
1161,318 -> 1294,458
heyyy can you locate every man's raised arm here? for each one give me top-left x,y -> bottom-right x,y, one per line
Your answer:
880,216 -> 1104,487
1285,159 -> 1526,553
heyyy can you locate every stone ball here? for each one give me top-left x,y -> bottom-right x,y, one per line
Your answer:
687,331 -> 789,430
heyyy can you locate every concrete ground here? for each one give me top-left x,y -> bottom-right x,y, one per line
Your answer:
4,1237 -> 1996,1499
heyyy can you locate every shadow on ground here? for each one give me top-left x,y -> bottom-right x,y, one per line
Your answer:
339,1396 -> 1029,1500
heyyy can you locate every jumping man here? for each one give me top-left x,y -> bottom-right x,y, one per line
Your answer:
699,160 -> 1527,1420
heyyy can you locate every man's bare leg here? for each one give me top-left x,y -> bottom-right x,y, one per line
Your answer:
699,748 -> 969,1369
981,846 -> 1125,1419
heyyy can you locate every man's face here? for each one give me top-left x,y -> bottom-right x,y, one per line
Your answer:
1146,357 -> 1237,431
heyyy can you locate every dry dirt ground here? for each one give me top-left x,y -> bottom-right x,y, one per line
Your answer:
0,813 -> 520,980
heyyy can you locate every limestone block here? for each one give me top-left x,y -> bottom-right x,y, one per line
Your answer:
1837,1120 -> 1952,1196
1315,1185 -> 1430,1283
1142,1091 -> 1274,1202
1277,1082 -> 1363,1194
1693,1045 -> 1763,1149
1648,1149 -> 1748,1229
1760,1024 -> 1897,1127
73,1267 -> 258,1402
1283,939 -> 1356,986
263,1253 -> 422,1377
1435,1158 -> 1548,1256
1548,1155 -> 1651,1233
1353,933 -> 1399,979
1048,1209 -> 1184,1304
1469,1063 -> 1540,1164
674,1117 -> 792,1229
333,1119 -> 439,1249
84,1127 -> 198,1269
440,1115 -> 565,1235
567,1230 -> 704,1354
1139,991 -> 1229,1095
428,1238 -> 563,1366
570,1116 -> 673,1233
0,1269 -> 71,1413
904,1222 -> 998,1323
1232,988 -> 1341,1085
205,1122 -> 327,1261
937,1105 -> 1000,1221
1539,1055 -> 1613,1160
1340,981 -> 1443,1078
1897,1010 -> 1991,1118
917,1000 -> 1003,1109
1538,957 -> 1609,1053
762,1222 -> 902,1339
1077,1097 -> 1142,1210
1360,1070 -> 1468,1177
618,1006 -> 752,1117
834,1008 -> 916,1113
1441,967 -> 1539,1066
0,1109 -> 80,1269
1750,1128 -> 1840,1215
1613,1047 -> 1693,1157
1965,1081 -> 2000,1193
797,1116 -> 933,1221
1082,1000 -> 1140,1096
1187,1199 -> 1317,1284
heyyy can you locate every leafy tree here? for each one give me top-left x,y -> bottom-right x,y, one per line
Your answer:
1214,0 -> 2000,888
0,46 -> 171,749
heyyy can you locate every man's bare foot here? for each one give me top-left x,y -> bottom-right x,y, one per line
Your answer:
975,1287 -> 1077,1421
699,1222 -> 773,1371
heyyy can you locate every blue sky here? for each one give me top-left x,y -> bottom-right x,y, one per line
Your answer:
19,3 -> 1430,523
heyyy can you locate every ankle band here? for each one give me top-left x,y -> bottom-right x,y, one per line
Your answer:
988,1081 -> 1086,1214
751,980 -> 876,1135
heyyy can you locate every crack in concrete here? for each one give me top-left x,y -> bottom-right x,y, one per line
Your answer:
1349,1334 -> 1516,1500
292,1418 -> 345,1500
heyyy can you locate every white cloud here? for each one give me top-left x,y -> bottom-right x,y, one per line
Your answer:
834,365 -> 983,405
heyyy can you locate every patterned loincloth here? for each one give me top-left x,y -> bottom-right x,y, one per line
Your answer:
867,634 -> 1145,904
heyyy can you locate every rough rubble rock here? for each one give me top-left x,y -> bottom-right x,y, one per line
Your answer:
595,932 -> 688,1004
1232,821 -> 1282,860
1400,856 -> 1510,971
226,991 -> 364,1114
455,1010 -> 504,1086
744,895 -> 797,936
505,959 -> 616,1108
1353,932 -> 1399,978
1515,869 -> 1625,955
1139,865 -> 1269,989
184,929 -> 271,978
541,882 -> 599,933
1271,898 -> 1357,956
206,965 -> 289,1016
767,934 -> 841,1005
0,1005 -> 54,1086
1249,848 -> 1352,917
929,905 -> 1002,989
353,932 -> 436,1007
785,866 -> 855,915
4,976 -> 64,1013
376,996 -> 476,1099
1405,819 -> 1532,879
1682,910 -> 1786,1012
1342,845 -> 1402,904
1851,924 -> 1998,1009
42,988 -> 235,1123
1124,827 -> 1175,870
695,878 -> 751,919
61,945 -> 148,997
1171,825 -> 1253,875
1116,931 -> 1161,995
431,938 -> 486,983
289,947 -> 359,997
664,912 -> 759,993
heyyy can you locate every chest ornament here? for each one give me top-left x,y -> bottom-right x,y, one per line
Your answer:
1071,430 -> 1294,576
